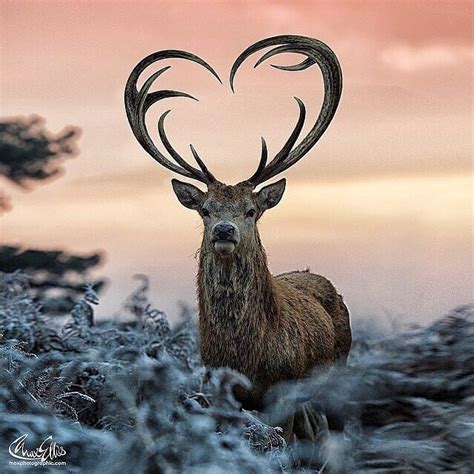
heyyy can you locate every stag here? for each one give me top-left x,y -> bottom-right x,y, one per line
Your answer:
125,35 -> 352,437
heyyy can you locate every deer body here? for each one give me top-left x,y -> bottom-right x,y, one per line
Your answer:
199,244 -> 350,409
194,181 -> 351,409
125,34 -> 352,416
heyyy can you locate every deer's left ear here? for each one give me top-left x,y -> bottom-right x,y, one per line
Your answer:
256,178 -> 286,211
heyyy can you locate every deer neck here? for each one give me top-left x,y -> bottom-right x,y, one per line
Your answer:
197,233 -> 278,325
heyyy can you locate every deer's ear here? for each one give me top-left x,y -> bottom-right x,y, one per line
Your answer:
256,178 -> 286,211
171,179 -> 205,210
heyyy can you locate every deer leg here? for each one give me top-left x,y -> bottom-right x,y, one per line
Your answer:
295,402 -> 329,443
292,403 -> 330,468
278,414 -> 295,444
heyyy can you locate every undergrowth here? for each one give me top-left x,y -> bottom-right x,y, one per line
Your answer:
0,271 -> 472,473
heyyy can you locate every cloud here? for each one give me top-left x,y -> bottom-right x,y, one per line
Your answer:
381,43 -> 473,71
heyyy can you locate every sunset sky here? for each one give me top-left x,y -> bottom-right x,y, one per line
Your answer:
1,0 -> 472,324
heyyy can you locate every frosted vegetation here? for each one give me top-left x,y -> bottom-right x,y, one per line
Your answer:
0,271 -> 472,472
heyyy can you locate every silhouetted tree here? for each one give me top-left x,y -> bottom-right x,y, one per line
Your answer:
0,115 -> 105,314
0,115 -> 80,188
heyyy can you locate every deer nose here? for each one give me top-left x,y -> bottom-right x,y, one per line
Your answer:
213,222 -> 235,241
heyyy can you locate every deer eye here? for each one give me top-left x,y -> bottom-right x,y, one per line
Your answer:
202,208 -> 210,217
246,209 -> 256,218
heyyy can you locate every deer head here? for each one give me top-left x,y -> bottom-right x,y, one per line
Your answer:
124,35 -> 342,257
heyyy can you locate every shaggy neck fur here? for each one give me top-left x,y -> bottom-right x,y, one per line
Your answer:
197,231 -> 279,325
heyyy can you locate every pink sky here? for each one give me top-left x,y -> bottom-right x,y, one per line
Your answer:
0,1 -> 472,324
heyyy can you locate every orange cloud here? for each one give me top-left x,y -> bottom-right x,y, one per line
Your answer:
381,44 -> 473,71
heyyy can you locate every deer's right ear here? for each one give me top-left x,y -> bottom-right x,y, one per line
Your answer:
171,179 -> 205,210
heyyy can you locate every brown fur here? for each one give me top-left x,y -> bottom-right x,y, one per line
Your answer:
195,182 -> 352,409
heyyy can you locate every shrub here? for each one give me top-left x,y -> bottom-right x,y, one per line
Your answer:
0,271 -> 472,472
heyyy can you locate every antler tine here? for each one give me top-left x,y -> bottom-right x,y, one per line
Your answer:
247,137 -> 268,184
263,97 -> 306,168
190,144 -> 217,183
231,35 -> 342,187
125,50 -> 221,184
254,45 -> 315,71
158,110 -> 206,176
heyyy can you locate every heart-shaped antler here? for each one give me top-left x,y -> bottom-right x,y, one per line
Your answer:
124,35 -> 342,187
124,50 -> 221,184
230,35 -> 343,187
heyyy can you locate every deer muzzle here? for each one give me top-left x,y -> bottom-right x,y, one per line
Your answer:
212,222 -> 239,255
